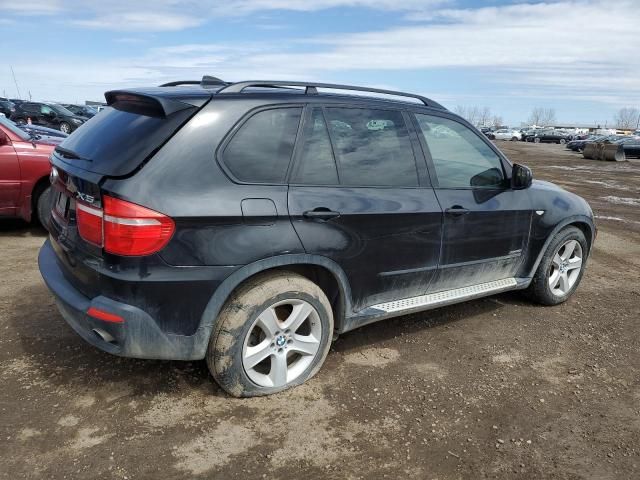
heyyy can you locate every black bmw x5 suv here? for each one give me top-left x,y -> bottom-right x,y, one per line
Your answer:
39,78 -> 595,397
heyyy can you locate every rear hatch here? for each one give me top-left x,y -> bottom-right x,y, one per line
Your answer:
48,88 -> 211,296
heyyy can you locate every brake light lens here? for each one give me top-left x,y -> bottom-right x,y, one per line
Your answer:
76,195 -> 174,256
76,202 -> 103,246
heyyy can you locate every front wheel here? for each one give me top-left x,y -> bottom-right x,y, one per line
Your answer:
59,122 -> 71,134
525,226 -> 588,305
207,271 -> 334,397
534,137 -> 541,143
560,138 -> 566,144
511,136 -> 519,141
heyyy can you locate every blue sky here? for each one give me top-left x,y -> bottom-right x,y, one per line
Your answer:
1,0 -> 638,126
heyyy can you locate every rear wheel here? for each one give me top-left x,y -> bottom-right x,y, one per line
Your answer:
207,271 -> 334,397
525,226 -> 587,305
560,138 -> 566,144
35,185 -> 52,228
511,136 -> 519,141
534,137 -> 541,143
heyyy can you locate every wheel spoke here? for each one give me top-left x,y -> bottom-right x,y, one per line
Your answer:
561,240 -> 577,260
244,340 -> 272,369
552,253 -> 563,268
567,257 -> 582,270
289,334 -> 320,356
283,302 -> 313,333
558,272 -> 570,293
269,352 -> 288,386
549,268 -> 560,288
257,307 -> 279,338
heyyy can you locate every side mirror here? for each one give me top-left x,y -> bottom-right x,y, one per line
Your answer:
511,163 -> 533,189
0,133 -> 10,146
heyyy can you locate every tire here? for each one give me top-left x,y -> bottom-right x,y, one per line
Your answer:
534,137 -> 541,143
560,138 -> 566,144
59,122 -> 71,134
35,185 -> 52,228
511,136 -> 519,141
207,271 -> 334,397
525,226 -> 588,306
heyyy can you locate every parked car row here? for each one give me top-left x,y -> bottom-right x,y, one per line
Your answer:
523,129 -> 573,144
482,126 -> 576,144
0,97 -> 97,134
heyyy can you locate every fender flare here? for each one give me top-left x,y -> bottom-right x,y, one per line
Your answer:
197,253 -> 354,333
526,214 -> 596,279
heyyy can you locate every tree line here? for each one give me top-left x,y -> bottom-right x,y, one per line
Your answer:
454,105 -> 640,130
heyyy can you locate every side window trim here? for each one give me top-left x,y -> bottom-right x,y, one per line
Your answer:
402,109 -> 432,188
410,110 -> 512,190
216,104 -> 304,185
287,105 -> 341,186
320,106 -> 344,184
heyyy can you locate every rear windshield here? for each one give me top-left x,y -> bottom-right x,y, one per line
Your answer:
55,105 -> 195,176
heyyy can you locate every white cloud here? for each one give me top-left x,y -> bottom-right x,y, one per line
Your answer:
2,0 -> 449,31
70,12 -> 202,31
1,0 -> 638,118
0,0 -> 63,15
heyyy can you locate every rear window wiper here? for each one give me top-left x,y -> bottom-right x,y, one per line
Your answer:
54,146 -> 91,161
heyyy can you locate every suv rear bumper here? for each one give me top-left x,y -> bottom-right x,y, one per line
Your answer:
38,239 -> 211,360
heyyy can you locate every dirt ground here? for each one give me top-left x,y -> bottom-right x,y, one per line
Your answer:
1,141 -> 639,480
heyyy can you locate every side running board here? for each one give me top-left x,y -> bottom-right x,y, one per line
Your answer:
370,278 -> 518,313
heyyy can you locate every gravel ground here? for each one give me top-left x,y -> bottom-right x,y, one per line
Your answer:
1,141 -> 639,479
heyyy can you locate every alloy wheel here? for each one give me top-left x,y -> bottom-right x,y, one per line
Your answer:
549,239 -> 583,296
242,299 -> 322,388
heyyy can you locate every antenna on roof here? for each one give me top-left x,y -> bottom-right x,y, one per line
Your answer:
201,75 -> 225,86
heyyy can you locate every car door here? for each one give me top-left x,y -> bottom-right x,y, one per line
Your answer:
0,131 -> 21,214
412,112 -> 532,292
288,105 -> 443,311
39,104 -> 56,128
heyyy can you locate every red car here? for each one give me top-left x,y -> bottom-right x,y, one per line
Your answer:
0,116 -> 58,225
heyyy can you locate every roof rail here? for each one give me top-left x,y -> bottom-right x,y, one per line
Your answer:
216,80 -> 445,109
159,76 -> 227,88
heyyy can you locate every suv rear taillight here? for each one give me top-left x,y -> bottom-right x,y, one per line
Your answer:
76,196 -> 174,256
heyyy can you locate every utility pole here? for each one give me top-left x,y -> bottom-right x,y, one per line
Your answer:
10,66 -> 22,99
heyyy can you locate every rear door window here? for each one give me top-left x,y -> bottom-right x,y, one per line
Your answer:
323,107 -> 418,187
222,107 -> 302,184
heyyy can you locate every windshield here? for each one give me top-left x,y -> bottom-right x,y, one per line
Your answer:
84,106 -> 97,115
51,104 -> 76,116
0,116 -> 31,141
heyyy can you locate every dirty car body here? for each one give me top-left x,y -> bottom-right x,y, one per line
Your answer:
37,79 -> 595,395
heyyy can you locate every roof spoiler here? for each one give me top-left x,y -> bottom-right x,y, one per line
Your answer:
104,91 -> 201,117
159,76 -> 227,88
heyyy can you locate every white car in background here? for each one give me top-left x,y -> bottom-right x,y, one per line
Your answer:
492,128 -> 522,141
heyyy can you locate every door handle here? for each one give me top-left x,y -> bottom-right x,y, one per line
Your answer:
445,205 -> 470,216
303,207 -> 341,220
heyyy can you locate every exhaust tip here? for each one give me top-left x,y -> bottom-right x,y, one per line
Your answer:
92,328 -> 116,344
